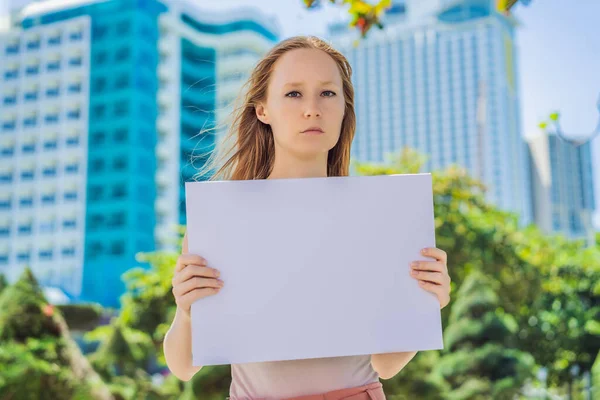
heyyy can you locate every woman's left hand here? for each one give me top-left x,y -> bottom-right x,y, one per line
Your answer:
410,247 -> 451,309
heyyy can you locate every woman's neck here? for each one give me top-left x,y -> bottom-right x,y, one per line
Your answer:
267,153 -> 328,180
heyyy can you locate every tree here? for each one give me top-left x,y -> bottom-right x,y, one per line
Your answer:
434,271 -> 535,399
0,268 -> 112,399
0,273 -> 7,295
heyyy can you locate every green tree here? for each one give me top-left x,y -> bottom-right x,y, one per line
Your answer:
435,271 -> 535,399
0,273 -> 7,295
0,268 -> 112,399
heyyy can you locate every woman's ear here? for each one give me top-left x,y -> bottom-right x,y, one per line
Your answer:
255,103 -> 270,125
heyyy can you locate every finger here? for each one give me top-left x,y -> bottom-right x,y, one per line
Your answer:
411,270 -> 444,284
411,261 -> 444,272
421,247 -> 447,264
175,254 -> 207,273
172,265 -> 220,286
179,287 -> 221,306
173,276 -> 223,297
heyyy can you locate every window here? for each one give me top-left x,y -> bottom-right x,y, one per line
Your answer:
4,69 -> 18,80
93,104 -> 106,118
68,82 -> 82,93
112,184 -> 127,199
45,113 -> 59,124
113,158 -> 127,171
19,196 -> 33,207
21,170 -> 34,180
115,47 -> 130,61
93,77 -> 106,92
114,101 -> 128,116
5,42 -> 19,54
69,56 -> 82,66
108,212 -> 125,227
39,249 -> 53,260
65,163 -> 79,174
64,191 -> 78,201
42,165 -> 57,177
111,241 -> 125,255
115,74 -> 129,89
24,115 -> 37,128
48,34 -> 61,46
46,87 -> 60,97
91,132 -> 105,146
41,194 -> 56,204
27,38 -> 40,50
70,30 -> 83,41
114,128 -> 128,142
2,120 -> 16,131
63,219 -> 77,229
67,109 -> 81,120
116,21 -> 130,35
3,94 -> 17,105
89,186 -> 103,201
95,51 -> 107,64
62,246 -> 76,257
18,223 -> 32,234
1,146 -> 14,156
90,241 -> 103,256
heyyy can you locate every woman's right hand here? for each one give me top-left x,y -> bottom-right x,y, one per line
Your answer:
171,233 -> 224,317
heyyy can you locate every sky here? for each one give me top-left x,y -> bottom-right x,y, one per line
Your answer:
2,0 -> 599,228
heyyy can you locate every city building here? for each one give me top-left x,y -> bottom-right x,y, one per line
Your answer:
328,0 -> 533,226
527,130 -> 596,243
0,0 -> 278,307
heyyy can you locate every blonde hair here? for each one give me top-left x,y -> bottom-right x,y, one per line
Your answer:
195,35 -> 356,181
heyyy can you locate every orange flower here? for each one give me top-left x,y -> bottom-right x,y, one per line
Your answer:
43,304 -> 54,317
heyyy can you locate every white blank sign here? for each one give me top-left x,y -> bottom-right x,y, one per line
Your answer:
186,174 -> 443,366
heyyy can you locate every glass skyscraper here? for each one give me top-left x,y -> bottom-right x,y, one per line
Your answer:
328,0 -> 532,226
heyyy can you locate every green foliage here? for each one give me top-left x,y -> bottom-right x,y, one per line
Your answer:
0,268 -> 61,341
435,272 -> 535,399
57,303 -> 104,331
0,273 -> 7,295
0,269 -> 111,399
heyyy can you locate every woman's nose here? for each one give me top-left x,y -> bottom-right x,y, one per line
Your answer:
304,103 -> 322,118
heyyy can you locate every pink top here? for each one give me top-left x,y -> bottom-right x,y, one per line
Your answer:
229,355 -> 380,399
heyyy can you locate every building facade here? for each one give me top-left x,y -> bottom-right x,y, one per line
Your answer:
328,0 -> 533,225
0,0 -> 278,307
527,131 -> 596,243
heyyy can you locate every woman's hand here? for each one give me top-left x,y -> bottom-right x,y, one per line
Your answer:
410,247 -> 451,309
171,233 -> 224,317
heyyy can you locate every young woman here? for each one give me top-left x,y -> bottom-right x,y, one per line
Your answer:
164,36 -> 452,400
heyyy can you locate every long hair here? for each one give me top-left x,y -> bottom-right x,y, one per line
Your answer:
196,35 -> 356,181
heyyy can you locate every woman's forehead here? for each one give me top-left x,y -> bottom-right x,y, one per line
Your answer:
271,50 -> 342,86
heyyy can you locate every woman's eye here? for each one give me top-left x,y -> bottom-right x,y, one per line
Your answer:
322,90 -> 336,97
286,91 -> 301,98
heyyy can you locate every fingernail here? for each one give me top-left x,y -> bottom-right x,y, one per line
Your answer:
217,280 -> 224,286
411,262 -> 418,268
421,248 -> 428,254
215,270 -> 220,277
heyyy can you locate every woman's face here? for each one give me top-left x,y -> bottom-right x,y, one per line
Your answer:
256,48 -> 346,160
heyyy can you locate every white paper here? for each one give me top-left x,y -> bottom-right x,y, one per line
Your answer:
186,174 -> 443,366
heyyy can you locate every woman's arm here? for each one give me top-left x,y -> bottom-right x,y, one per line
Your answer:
163,307 -> 202,381
371,351 -> 418,379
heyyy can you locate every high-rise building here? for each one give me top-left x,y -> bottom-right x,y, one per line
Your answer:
527,131 -> 596,243
328,0 -> 532,225
0,0 -> 278,307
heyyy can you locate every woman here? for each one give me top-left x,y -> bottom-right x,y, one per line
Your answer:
164,36 -> 452,400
